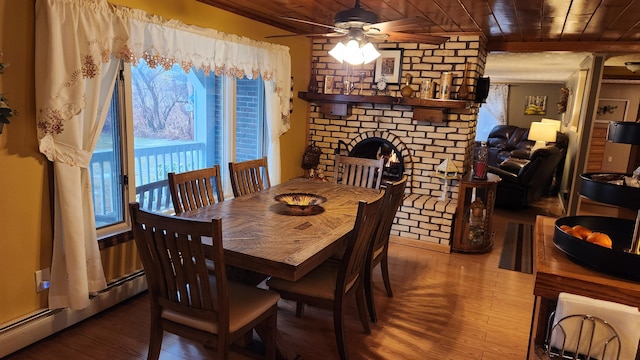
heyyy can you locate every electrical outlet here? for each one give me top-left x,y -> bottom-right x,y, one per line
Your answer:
35,268 -> 51,293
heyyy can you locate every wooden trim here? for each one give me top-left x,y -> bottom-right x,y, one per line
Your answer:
98,231 -> 134,250
488,41 -> 640,53
390,235 -> 451,254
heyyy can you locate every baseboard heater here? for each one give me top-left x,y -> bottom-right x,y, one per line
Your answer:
0,271 -> 148,358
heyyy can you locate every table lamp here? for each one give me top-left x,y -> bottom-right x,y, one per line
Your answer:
541,118 -> 562,132
528,121 -> 557,153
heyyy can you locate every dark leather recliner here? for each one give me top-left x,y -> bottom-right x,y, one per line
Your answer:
483,124 -> 568,166
482,124 -> 569,195
488,146 -> 563,209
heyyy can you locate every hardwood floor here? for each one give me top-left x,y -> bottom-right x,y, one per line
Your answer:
5,197 -> 564,360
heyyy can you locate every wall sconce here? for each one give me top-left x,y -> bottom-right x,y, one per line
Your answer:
329,39 -> 380,65
625,62 -> 640,73
529,122 -> 557,152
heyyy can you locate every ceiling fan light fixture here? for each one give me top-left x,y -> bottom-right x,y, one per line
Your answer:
625,62 -> 640,73
361,42 -> 380,64
328,42 -> 347,63
344,39 -> 364,65
329,39 -> 380,65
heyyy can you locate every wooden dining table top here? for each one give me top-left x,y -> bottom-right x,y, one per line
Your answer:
178,178 -> 381,281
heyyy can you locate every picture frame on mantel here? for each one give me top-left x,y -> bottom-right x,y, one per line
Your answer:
596,98 -> 628,121
374,49 -> 402,84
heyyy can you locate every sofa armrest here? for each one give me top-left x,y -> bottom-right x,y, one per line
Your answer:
510,148 -> 531,159
488,165 -> 518,182
499,158 -> 529,175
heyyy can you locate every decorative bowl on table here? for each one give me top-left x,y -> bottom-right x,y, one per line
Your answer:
553,216 -> 639,282
274,193 -> 327,215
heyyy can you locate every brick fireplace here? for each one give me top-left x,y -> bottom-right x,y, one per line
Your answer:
306,35 -> 488,252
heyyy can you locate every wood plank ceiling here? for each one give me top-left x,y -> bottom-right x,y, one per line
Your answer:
197,0 -> 640,53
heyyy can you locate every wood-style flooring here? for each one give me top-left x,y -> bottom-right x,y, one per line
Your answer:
5,197 -> 564,360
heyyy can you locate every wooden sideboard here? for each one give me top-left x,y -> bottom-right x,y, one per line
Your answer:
529,215 -> 640,358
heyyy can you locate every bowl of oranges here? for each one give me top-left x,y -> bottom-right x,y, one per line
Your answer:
553,216 -> 639,281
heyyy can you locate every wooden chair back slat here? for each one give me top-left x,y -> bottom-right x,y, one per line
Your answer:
130,203 -> 224,319
334,154 -> 384,189
228,157 -> 270,197
339,192 -> 385,297
168,166 -> 224,214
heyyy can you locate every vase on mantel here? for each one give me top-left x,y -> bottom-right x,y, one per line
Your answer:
457,62 -> 471,100
308,60 -> 319,93
400,73 -> 414,98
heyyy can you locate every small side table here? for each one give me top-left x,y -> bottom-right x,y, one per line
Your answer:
452,173 -> 500,253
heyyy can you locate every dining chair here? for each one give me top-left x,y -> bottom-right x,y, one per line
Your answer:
365,175 -> 407,323
266,192 -> 385,360
135,179 -> 172,212
228,157 -> 271,197
129,202 -> 280,360
167,165 -> 224,214
334,154 -> 384,189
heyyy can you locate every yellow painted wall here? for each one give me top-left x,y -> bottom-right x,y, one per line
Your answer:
0,0 -> 310,325
0,0 -> 52,324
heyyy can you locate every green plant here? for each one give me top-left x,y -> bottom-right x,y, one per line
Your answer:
0,53 -> 15,125
0,94 -> 15,124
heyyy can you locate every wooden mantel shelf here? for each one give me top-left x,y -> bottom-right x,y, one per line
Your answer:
298,91 -> 469,122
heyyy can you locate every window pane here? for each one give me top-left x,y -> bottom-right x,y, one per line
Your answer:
131,60 -> 224,211
129,60 -> 266,209
90,85 -> 124,228
235,77 -> 265,162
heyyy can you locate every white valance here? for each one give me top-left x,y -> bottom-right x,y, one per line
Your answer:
37,0 -> 292,164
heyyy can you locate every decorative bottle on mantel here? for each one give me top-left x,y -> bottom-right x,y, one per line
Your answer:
401,73 -> 414,98
457,62 -> 470,100
308,60 -> 319,93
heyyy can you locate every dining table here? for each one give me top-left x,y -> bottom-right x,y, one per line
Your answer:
178,178 -> 381,360
178,177 -> 382,281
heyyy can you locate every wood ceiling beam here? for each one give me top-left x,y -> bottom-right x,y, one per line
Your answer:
488,41 -> 640,53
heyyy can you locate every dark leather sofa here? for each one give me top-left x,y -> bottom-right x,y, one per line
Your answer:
489,146 -> 563,208
481,124 -> 569,208
484,124 -> 569,167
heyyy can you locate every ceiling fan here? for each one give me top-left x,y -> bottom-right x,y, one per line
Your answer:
266,0 -> 448,46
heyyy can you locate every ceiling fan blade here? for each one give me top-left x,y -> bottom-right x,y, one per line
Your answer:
265,32 -> 345,39
382,31 -> 448,45
365,17 -> 426,33
279,17 -> 342,32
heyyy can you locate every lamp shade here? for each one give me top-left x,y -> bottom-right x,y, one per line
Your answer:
528,122 -> 557,142
625,62 -> 640,73
541,118 -> 562,132
328,42 -> 347,63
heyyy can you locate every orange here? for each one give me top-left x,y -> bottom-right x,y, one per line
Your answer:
586,232 -> 613,249
572,225 -> 593,240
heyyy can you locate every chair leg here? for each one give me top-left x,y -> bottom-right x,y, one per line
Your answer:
333,301 -> 349,360
355,285 -> 371,334
263,311 -> 277,360
364,265 -> 377,323
381,254 -> 393,297
295,302 -> 305,318
147,320 -> 163,360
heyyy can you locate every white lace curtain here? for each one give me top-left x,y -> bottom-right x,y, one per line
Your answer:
35,0 -> 291,310
476,84 -> 509,141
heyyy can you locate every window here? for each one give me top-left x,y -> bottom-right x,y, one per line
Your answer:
90,60 -> 266,238
90,83 -> 125,229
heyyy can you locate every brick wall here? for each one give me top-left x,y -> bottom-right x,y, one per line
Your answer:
307,35 -> 488,249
